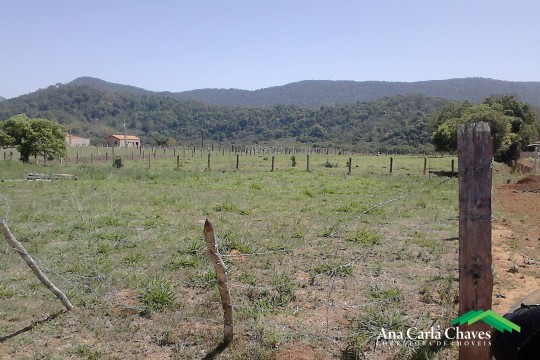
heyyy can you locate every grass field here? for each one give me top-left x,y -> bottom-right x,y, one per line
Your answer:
0,150 -> 511,359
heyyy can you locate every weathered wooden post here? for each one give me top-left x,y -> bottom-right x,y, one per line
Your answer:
177,155 -> 180,169
457,122 -> 493,360
105,152 -> 108,161
306,154 -> 310,172
423,157 -> 427,175
236,154 -> 239,170
203,220 -> 233,346
348,157 -> 352,175
207,153 -> 211,171
452,159 -> 455,175
271,156 -> 275,172
389,157 -> 393,174
534,146 -> 539,175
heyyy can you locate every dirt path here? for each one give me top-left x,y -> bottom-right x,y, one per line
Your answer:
492,175 -> 540,313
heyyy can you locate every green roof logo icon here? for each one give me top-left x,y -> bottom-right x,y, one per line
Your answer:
451,310 -> 521,333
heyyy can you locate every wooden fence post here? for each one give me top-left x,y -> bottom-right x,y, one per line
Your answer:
236,154 -> 239,170
306,154 -> 310,172
389,157 -> 393,174
534,146 -> 539,175
348,157 -> 352,175
207,153 -> 211,171
177,155 -> 180,169
457,122 -> 493,360
203,220 -> 233,345
271,156 -> 275,172
423,157 -> 427,175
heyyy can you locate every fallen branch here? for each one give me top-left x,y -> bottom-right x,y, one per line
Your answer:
203,219 -> 233,345
0,219 -> 74,311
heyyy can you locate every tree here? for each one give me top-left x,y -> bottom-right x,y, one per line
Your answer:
432,96 -> 539,162
0,114 -> 67,162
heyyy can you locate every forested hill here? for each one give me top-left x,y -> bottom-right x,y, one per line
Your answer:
0,96 -> 5,102
69,76 -> 540,108
0,84 -> 448,151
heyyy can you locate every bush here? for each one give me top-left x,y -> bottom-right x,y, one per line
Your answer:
112,155 -> 124,168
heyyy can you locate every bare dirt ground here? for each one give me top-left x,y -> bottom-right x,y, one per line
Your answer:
492,175 -> 540,314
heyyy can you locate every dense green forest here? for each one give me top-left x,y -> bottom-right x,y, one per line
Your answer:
0,84 -> 449,152
68,76 -> 540,108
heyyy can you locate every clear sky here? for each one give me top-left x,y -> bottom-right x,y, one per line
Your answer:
2,0 -> 539,99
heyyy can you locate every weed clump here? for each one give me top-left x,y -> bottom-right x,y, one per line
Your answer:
347,229 -> 381,246
140,278 -> 176,313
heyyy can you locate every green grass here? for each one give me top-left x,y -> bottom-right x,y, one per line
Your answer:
0,150 -> 464,359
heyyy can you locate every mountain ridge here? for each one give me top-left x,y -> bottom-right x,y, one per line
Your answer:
68,76 -> 540,108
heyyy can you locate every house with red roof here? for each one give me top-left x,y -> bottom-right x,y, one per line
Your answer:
105,134 -> 141,148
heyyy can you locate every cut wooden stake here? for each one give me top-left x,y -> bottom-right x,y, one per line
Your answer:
0,220 -> 74,311
203,219 -> 233,345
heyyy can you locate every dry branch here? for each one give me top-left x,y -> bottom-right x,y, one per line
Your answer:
0,219 -> 74,311
203,219 -> 233,345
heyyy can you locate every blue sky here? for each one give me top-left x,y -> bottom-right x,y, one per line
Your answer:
2,0 -> 539,98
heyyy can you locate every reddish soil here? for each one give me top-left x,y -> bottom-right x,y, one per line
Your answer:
492,175 -> 540,313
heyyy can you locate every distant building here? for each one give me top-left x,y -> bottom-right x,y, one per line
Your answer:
105,134 -> 141,148
66,134 -> 90,147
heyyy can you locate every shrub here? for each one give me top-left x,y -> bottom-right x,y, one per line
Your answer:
290,156 -> 296,167
112,155 -> 124,168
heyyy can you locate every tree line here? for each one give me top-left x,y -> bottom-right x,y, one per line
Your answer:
0,84 -> 449,153
1,84 -> 538,163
